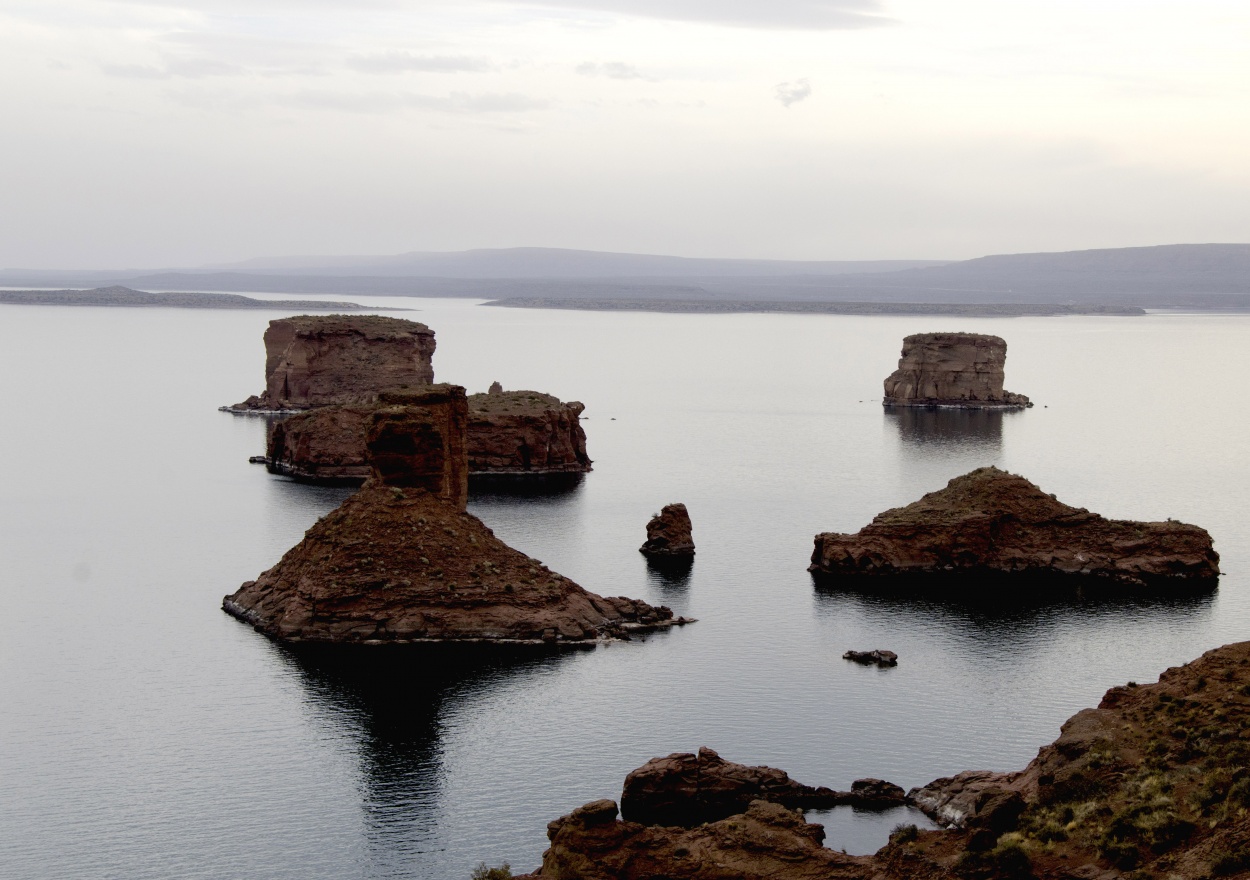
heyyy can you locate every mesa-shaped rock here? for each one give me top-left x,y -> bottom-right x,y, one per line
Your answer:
621,747 -> 903,827
883,332 -> 1030,408
262,386 -> 591,483
227,315 -> 435,411
809,467 -> 1218,591
224,404 -> 689,644
639,503 -> 695,558
466,387 -> 592,474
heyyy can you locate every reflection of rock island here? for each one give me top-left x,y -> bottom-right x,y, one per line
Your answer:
226,315 -> 437,411
223,386 -> 689,644
887,405 -> 1008,448
883,332 -> 1031,409
517,640 -> 1250,880
809,467 -> 1218,592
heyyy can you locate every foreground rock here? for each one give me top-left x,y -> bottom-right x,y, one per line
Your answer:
639,503 -> 695,558
810,466 -> 1219,592
619,747 -> 903,826
466,387 -> 592,474
883,332 -> 1031,408
226,315 -> 436,411
224,403 -> 689,644
261,386 -> 591,482
517,641 -> 1250,879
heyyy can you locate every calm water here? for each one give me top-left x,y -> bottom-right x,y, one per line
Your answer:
1,299 -> 1247,878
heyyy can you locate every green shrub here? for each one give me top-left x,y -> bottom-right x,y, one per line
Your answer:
890,823 -> 919,843
470,863 -> 512,880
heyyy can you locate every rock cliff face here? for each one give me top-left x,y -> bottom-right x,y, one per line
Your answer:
263,386 -> 591,482
809,466 -> 1219,591
883,332 -> 1030,408
227,315 -> 435,411
466,388 -> 592,474
639,503 -> 695,558
519,640 -> 1250,880
224,402 -> 688,644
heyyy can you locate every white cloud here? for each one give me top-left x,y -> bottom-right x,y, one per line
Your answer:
575,61 -> 651,80
775,78 -> 811,107
347,53 -> 495,74
490,0 -> 890,30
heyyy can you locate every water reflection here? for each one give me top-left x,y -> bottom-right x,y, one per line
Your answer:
277,645 -> 569,872
886,406 -> 1014,452
469,472 -> 586,499
644,555 -> 694,593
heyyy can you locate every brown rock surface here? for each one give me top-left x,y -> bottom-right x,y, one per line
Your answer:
262,386 -> 591,482
227,315 -> 435,411
844,649 -> 899,667
883,332 -> 1031,408
517,641 -> 1250,880
466,388 -> 592,474
528,798 -> 873,880
224,406 -> 690,644
640,503 -> 695,557
809,466 -> 1219,591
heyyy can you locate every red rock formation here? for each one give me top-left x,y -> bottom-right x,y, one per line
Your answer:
227,315 -> 435,411
517,641 -> 1250,880
883,332 -> 1030,408
224,404 -> 689,644
810,467 -> 1219,591
620,747 -> 903,827
466,388 -> 591,474
639,503 -> 695,558
262,387 -> 591,482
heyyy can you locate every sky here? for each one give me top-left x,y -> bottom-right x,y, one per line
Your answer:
2,0 -> 1249,267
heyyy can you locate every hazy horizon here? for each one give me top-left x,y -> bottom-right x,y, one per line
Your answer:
3,1 -> 1249,268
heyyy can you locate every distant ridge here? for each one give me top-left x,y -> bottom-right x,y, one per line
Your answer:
0,286 -> 385,311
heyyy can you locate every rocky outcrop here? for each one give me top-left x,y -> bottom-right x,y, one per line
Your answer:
223,403 -> 690,644
518,641 -> 1250,880
843,649 -> 898,667
466,388 -> 591,474
883,332 -> 1031,408
639,503 -> 695,558
810,466 -> 1219,591
261,386 -> 591,482
226,315 -> 435,411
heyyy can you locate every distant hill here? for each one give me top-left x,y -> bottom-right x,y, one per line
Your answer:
0,286 -> 383,311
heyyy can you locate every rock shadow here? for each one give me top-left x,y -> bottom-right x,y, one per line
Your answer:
468,471 -> 586,499
275,643 -> 569,871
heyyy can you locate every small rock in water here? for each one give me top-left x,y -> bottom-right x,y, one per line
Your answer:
843,649 -> 898,667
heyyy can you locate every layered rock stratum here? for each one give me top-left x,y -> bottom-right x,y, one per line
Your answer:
518,640 -> 1250,879
227,315 -> 436,411
809,467 -> 1219,591
262,386 -> 592,482
224,399 -> 687,644
466,387 -> 592,474
883,332 -> 1031,408
639,503 -> 695,558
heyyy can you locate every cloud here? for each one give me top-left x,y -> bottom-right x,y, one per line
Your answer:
775,78 -> 811,107
347,52 -> 495,74
575,61 -> 651,80
492,0 -> 890,30
283,89 -> 548,114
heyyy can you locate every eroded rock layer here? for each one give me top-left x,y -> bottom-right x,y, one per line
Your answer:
809,466 -> 1218,591
639,503 -> 695,558
519,641 -> 1250,880
228,315 -> 435,411
466,388 -> 591,474
883,332 -> 1030,408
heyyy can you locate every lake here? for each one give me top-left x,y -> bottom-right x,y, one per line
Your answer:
1,298 -> 1247,878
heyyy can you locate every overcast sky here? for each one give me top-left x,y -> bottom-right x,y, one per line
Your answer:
2,0 -> 1249,267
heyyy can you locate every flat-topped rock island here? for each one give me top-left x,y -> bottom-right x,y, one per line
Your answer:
883,332 -> 1031,408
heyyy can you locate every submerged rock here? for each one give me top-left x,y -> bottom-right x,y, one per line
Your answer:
640,503 -> 695,558
883,332 -> 1030,409
810,466 -> 1218,591
225,315 -> 436,412
223,402 -> 690,644
843,649 -> 898,667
